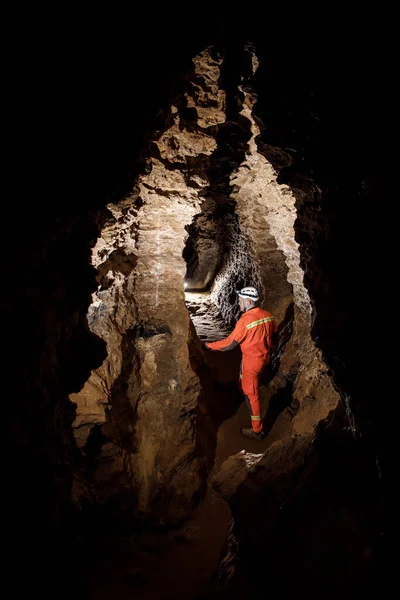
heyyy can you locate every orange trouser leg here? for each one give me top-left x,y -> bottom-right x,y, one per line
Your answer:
239,357 -> 268,433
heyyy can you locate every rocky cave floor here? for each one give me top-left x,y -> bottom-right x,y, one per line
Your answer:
84,293 -> 295,600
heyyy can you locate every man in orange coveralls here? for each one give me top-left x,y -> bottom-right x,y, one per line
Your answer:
205,287 -> 277,441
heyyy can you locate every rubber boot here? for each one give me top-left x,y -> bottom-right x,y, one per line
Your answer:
240,428 -> 265,441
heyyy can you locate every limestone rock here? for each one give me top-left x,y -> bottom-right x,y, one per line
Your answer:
70,44 -> 227,525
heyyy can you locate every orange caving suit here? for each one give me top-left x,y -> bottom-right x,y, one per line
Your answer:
206,307 -> 277,433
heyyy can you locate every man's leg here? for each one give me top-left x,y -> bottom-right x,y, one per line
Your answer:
241,359 -> 264,433
239,359 -> 262,432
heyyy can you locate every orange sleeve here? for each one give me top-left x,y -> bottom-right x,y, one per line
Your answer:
206,317 -> 247,351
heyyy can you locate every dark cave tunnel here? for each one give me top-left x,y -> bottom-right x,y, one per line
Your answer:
4,9 -> 390,600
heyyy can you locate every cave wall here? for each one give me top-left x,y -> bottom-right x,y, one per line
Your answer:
72,40 -> 328,528
5,10 -> 387,599
250,31 -> 382,450
70,48 -> 227,525
206,26 -> 386,599
198,42 -> 343,438
212,411 -> 382,599
5,12 -> 228,597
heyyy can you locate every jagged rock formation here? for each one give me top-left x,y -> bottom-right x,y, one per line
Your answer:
212,407 -> 381,598
70,48 -> 227,525
67,39 -> 379,599
70,43 -> 343,531
6,14 -> 386,600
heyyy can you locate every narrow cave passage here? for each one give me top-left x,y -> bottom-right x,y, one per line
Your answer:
83,358 -> 293,600
5,10 -> 388,600
76,41 -> 309,598
105,247 -> 293,599
183,227 -> 294,451
184,286 -> 294,468
81,229 -> 297,600
62,38 -> 382,600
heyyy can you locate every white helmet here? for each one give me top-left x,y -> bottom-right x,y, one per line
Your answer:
237,286 -> 259,301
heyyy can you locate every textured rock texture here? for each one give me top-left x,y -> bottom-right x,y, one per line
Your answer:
212,410 -> 381,599
231,87 -> 306,320
205,40 -> 383,600
5,16 -> 386,600
70,41 -> 352,555
71,48 -> 226,524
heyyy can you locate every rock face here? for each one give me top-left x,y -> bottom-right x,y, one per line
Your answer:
231,86 -> 307,320
70,41 -> 380,591
205,41 -> 383,599
212,410 -> 381,598
70,43 -> 341,528
71,48 -> 226,525
6,17 -> 385,600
